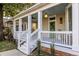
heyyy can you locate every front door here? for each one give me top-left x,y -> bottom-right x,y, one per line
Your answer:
50,21 -> 55,31
49,16 -> 56,39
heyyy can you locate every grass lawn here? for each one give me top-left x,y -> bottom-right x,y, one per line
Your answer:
0,40 -> 17,52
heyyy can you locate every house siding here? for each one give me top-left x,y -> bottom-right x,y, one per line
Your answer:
42,13 -> 65,31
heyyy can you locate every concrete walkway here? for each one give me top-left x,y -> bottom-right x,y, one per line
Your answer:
0,49 -> 26,56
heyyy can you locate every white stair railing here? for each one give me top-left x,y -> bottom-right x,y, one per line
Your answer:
20,31 -> 27,47
41,31 -> 72,48
15,31 -> 19,39
30,29 -> 39,52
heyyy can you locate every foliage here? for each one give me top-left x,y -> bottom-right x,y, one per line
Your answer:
50,43 -> 55,56
3,27 -> 13,41
37,40 -> 41,56
3,3 -> 35,17
0,40 -> 16,52
0,4 -> 4,41
0,3 -> 35,40
31,40 -> 55,56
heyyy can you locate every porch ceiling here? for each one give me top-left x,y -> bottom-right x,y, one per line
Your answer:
43,3 -> 69,15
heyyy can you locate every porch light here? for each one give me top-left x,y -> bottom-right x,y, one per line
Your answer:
44,13 -> 48,18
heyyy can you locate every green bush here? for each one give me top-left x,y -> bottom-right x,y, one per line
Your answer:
3,27 -> 13,41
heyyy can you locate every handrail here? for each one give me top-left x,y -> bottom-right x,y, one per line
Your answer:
41,31 -> 72,33
31,29 -> 39,37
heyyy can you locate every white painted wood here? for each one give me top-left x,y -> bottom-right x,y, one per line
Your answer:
69,34 -> 71,45
65,34 -> 68,45
41,31 -> 72,33
18,19 -> 22,48
65,4 -> 72,31
65,5 -> 69,31
13,20 -> 16,39
41,31 -> 72,46
30,29 -> 38,53
72,3 -> 79,51
27,15 -> 32,55
19,19 -> 22,39
31,29 -> 39,37
13,4 -> 60,20
38,11 -> 42,40
41,40 -> 72,48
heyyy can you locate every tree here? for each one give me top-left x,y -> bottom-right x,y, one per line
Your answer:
3,3 -> 35,16
0,3 -> 35,40
0,4 -> 4,41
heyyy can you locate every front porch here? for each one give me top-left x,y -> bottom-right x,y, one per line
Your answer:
41,3 -> 72,48
13,3 -> 79,55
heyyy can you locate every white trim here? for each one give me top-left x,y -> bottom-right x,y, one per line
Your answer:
65,4 -> 72,31
72,4 -> 79,51
38,11 -> 42,40
13,3 -> 60,20
41,41 -> 72,48
31,29 -> 39,37
48,15 -> 56,31
66,4 -> 72,9
41,31 -> 72,34
27,15 -> 32,55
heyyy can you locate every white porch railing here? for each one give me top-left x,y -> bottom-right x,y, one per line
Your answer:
20,31 -> 27,40
30,29 -> 39,52
40,31 -> 72,48
19,31 -> 27,47
15,31 -> 19,39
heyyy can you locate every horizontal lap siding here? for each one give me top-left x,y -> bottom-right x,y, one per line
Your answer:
42,13 -> 65,31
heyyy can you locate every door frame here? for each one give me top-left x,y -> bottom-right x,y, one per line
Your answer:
48,15 -> 56,31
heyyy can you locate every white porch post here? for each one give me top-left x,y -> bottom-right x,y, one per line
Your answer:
65,6 -> 69,31
13,20 -> 16,39
27,15 -> 32,55
38,11 -> 42,40
72,3 -> 79,51
18,19 -> 22,48
19,19 -> 22,39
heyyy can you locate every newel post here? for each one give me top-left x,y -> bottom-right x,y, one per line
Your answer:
38,11 -> 42,40
27,15 -> 32,55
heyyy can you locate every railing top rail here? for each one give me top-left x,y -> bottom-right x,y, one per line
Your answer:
41,31 -> 72,34
31,29 -> 39,37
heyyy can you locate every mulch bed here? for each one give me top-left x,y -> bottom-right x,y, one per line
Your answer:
30,47 -> 75,56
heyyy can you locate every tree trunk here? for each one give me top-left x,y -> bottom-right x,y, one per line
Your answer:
0,4 -> 4,41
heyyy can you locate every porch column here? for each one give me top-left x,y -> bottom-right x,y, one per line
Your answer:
13,20 -> 16,39
18,19 -> 22,48
72,3 -> 79,51
38,11 -> 42,40
27,15 -> 32,55
19,19 -> 22,39
65,6 -> 69,31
